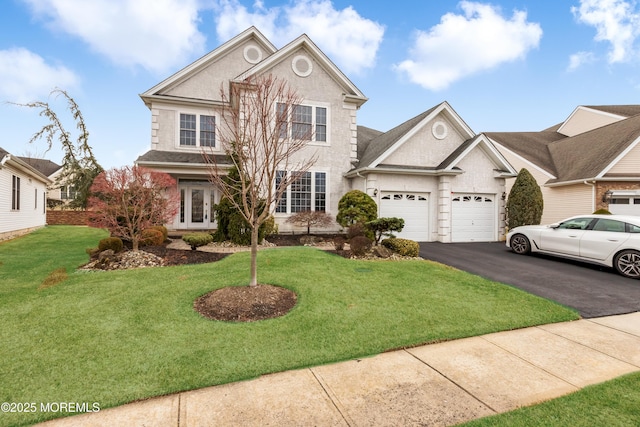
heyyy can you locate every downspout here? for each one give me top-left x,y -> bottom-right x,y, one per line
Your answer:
583,180 -> 596,212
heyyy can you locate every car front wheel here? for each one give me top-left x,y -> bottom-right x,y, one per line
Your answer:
510,234 -> 531,255
614,250 -> 640,279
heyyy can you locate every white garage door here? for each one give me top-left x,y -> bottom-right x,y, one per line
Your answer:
379,192 -> 429,241
609,196 -> 640,216
451,194 -> 496,242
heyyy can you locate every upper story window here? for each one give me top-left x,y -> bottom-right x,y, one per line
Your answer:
180,113 -> 216,147
277,103 -> 328,143
12,175 -> 20,211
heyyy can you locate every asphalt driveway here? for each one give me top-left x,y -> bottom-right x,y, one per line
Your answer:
419,242 -> 640,318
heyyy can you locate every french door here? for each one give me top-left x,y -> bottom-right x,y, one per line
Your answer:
180,183 -> 216,229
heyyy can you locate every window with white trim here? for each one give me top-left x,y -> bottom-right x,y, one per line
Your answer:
275,171 -> 326,213
276,103 -> 328,143
179,113 -> 216,147
61,185 -> 77,200
12,175 -> 20,211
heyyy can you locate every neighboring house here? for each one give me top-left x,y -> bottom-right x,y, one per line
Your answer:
487,105 -> 640,224
136,27 -> 516,242
17,157 -> 69,207
0,147 -> 51,241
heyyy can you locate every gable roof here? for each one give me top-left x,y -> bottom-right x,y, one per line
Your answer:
355,101 -> 474,171
348,102 -> 514,177
548,113 -> 640,183
17,157 -> 62,177
234,33 -> 367,106
140,26 -> 277,106
0,147 -> 52,183
486,105 -> 640,185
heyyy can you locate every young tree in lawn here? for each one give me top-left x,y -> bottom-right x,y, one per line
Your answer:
10,88 -> 103,209
205,74 -> 317,287
88,166 -> 180,251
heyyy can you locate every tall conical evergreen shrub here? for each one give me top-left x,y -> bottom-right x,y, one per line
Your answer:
507,168 -> 544,229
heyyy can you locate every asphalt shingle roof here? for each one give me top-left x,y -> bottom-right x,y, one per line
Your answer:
486,106 -> 640,184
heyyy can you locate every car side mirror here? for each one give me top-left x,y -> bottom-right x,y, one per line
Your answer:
549,223 -> 560,229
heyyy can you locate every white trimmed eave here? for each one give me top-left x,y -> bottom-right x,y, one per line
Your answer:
597,135 -> 640,178
546,175 -> 640,187
557,105 -> 627,136
141,26 -> 276,99
0,154 -> 52,184
344,166 -> 463,178
370,102 -> 475,168
140,94 -> 227,109
488,137 -> 557,180
446,136 -> 517,177
233,35 -> 367,102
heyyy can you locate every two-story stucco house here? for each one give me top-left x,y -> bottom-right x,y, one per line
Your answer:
0,147 -> 51,241
136,27 -> 515,242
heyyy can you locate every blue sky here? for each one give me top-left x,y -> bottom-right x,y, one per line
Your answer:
2,0 -> 640,169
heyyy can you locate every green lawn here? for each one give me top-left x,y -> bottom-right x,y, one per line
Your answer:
459,371 -> 640,426
0,226 -> 579,426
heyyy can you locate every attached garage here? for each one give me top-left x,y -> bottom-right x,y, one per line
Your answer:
379,192 -> 429,241
451,193 -> 496,242
609,192 -> 640,216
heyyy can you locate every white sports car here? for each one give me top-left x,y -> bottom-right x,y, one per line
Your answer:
506,214 -> 640,279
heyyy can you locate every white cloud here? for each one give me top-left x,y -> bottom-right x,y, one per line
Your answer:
213,0 -> 384,74
21,0 -> 206,74
0,48 -> 78,102
571,0 -> 640,63
567,51 -> 596,71
394,1 -> 542,91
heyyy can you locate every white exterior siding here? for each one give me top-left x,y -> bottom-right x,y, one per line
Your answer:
542,184 -> 594,224
0,164 -> 48,239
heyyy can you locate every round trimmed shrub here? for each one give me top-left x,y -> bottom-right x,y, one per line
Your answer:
140,229 -> 164,246
382,238 -> 419,257
182,232 -> 213,250
98,237 -> 123,253
350,235 -> 372,256
336,190 -> 377,228
148,225 -> 168,241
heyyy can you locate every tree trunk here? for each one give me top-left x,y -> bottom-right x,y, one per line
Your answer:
249,224 -> 259,287
132,237 -> 139,252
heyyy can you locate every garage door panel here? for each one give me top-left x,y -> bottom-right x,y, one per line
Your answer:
380,192 -> 429,241
452,194 -> 495,242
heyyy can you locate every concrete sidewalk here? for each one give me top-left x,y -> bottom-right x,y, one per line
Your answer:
38,312 -> 640,427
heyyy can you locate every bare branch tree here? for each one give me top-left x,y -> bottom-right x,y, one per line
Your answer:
205,74 -> 317,287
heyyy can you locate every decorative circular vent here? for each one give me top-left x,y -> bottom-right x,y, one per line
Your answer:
243,45 -> 262,64
292,55 -> 313,77
432,121 -> 448,140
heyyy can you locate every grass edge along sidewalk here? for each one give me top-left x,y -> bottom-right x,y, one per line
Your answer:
0,226 -> 578,426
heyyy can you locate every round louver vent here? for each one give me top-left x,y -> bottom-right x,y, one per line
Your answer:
292,55 -> 313,77
243,45 -> 262,64
432,121 -> 448,140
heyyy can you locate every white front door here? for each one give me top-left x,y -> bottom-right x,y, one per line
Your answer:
180,183 -> 216,229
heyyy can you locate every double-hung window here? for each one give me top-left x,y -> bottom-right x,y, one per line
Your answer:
275,171 -> 326,214
180,113 -> 216,147
61,185 -> 77,200
276,103 -> 327,143
11,175 -> 20,211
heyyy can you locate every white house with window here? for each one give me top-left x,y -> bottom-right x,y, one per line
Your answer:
0,147 -> 51,241
136,27 -> 515,242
